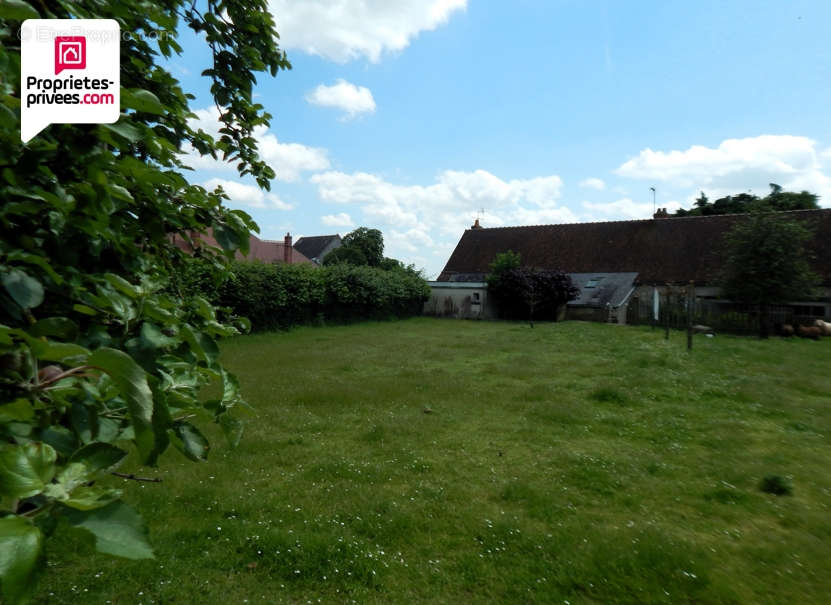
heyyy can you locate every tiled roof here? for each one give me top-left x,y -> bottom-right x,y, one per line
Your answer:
171,230 -> 313,265
437,209 -> 831,285
293,235 -> 341,261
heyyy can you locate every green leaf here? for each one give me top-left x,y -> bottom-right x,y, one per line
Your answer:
219,414 -> 243,449
121,89 -> 166,115
107,184 -> 134,203
69,443 -> 127,474
5,251 -> 63,285
220,367 -> 240,404
139,322 -> 177,349
172,421 -> 209,461
2,269 -> 44,311
35,342 -> 89,363
88,348 -> 155,464
0,516 -> 44,605
43,462 -> 89,501
28,317 -> 79,341
212,223 -> 242,253
0,399 -> 34,424
62,501 -> 154,559
104,274 -> 140,299
38,427 -> 76,457
101,120 -> 141,143
70,402 -> 97,444
72,304 -> 98,316
0,0 -> 40,20
62,486 -> 122,511
180,324 -> 219,365
0,442 -> 57,500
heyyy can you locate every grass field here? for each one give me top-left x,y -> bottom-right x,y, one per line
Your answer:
35,318 -> 831,604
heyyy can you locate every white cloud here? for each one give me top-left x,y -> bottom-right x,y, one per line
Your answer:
269,0 -> 467,63
579,177 -> 606,190
185,107 -> 330,182
306,79 -> 376,120
310,168 -> 574,275
321,212 -> 354,227
616,135 -> 831,205
202,178 -> 293,210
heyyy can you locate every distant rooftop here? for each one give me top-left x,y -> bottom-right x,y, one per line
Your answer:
294,234 -> 342,262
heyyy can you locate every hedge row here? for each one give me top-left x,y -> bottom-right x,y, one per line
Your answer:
179,260 -> 431,331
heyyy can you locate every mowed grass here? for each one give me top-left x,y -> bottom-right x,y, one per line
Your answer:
35,318 -> 831,604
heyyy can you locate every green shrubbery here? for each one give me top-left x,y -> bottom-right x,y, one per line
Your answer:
181,260 -> 430,331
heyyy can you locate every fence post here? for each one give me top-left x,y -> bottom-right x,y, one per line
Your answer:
664,288 -> 670,340
687,281 -> 695,351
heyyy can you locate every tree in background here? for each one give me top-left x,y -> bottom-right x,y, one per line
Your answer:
320,245 -> 369,266
323,227 -> 384,267
0,0 -> 288,601
674,184 -> 819,216
720,211 -> 817,338
486,252 -> 579,325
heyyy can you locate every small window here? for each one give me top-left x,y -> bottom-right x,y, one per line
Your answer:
585,277 -> 604,289
472,292 -> 481,303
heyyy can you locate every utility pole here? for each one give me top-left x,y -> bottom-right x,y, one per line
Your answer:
650,187 -> 656,215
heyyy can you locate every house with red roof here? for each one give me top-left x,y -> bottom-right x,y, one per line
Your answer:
171,230 -> 313,265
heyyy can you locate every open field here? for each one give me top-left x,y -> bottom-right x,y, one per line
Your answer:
36,318 -> 831,604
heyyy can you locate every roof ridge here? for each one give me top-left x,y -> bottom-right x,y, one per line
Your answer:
469,208 -> 831,231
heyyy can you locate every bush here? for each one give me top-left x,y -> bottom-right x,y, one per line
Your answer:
182,261 -> 430,331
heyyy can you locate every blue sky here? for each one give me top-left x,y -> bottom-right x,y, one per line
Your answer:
172,0 -> 831,277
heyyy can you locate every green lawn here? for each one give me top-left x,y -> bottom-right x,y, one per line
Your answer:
36,318 -> 831,604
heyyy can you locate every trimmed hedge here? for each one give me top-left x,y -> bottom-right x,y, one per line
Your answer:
180,260 -> 430,331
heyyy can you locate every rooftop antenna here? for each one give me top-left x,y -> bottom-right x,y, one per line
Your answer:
650,187 -> 656,215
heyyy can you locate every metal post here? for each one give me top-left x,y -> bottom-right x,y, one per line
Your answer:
664,289 -> 670,340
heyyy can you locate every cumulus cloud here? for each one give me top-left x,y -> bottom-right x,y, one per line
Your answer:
184,107 -> 330,182
310,168 -> 575,275
579,177 -> 606,190
321,212 -> 354,227
269,0 -> 467,63
306,79 -> 376,120
616,135 -> 831,205
202,178 -> 293,210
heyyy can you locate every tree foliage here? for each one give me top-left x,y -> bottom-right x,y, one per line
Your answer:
486,252 -> 579,324
323,227 -> 384,267
0,0 -> 289,601
674,184 -> 819,216
720,211 -> 817,337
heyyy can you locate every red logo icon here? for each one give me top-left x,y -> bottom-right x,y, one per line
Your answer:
55,36 -> 86,74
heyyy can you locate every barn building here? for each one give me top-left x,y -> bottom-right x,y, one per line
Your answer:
427,209 -> 831,324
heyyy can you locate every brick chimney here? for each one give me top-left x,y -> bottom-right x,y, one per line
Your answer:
284,232 -> 292,263
653,207 -> 669,219
471,218 -> 482,229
